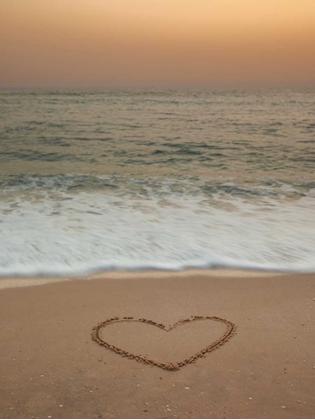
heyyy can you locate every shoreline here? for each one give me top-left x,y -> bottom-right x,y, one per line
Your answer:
1,271 -> 315,418
0,267 -> 286,290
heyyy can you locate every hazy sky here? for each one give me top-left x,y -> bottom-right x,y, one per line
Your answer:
1,0 -> 315,87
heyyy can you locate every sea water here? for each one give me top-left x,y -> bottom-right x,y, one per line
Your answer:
1,88 -> 315,276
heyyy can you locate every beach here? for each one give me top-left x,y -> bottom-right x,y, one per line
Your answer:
1,270 -> 315,419
1,1 -> 315,418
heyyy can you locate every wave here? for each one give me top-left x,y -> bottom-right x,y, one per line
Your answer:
1,177 -> 315,277
1,174 -> 314,199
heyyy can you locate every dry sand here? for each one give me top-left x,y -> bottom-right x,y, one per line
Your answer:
0,270 -> 315,419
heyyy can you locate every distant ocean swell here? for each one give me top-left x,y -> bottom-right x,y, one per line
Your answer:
1,174 -> 315,276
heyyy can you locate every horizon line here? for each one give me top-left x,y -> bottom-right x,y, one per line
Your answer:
1,80 -> 315,90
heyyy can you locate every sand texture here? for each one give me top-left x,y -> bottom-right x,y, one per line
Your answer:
1,271 -> 315,418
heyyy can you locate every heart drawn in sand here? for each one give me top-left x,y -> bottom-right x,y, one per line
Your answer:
91,316 -> 236,371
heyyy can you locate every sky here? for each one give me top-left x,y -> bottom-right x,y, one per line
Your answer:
1,0 -> 315,87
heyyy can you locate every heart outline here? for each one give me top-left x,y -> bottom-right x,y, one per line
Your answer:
92,316 -> 236,371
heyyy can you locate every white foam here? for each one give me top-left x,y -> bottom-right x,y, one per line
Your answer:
1,188 -> 315,277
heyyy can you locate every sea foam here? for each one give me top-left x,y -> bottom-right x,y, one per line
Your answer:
1,180 -> 315,276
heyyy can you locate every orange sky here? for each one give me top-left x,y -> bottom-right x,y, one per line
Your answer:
1,0 -> 315,87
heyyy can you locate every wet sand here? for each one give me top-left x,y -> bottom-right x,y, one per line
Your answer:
1,270 -> 315,418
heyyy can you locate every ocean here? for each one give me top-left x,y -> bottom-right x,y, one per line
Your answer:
1,87 -> 315,276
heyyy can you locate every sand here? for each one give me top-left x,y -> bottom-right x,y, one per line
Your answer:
0,270 -> 315,419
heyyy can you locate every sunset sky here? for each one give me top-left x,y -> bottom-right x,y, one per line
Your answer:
1,0 -> 315,87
